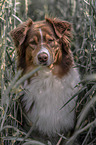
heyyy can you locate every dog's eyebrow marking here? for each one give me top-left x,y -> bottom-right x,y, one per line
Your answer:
39,28 -> 43,44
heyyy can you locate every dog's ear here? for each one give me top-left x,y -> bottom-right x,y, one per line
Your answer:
46,18 -> 71,37
10,19 -> 33,48
45,17 -> 72,53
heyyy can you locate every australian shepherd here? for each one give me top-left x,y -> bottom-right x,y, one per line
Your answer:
10,17 -> 80,142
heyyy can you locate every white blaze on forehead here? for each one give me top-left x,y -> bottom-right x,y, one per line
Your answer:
39,28 -> 43,44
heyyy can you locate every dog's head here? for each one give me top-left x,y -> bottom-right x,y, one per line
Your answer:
10,18 -> 73,77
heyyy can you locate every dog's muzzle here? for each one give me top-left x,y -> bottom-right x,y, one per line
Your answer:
36,47 -> 52,66
38,52 -> 48,65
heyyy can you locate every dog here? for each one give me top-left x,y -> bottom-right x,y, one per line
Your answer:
10,17 -> 80,143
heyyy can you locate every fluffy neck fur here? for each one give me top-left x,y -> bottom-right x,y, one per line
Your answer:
21,67 -> 80,136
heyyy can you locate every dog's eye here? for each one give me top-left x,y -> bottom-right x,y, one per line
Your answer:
29,37 -> 38,46
29,39 -> 37,50
29,41 -> 37,50
31,40 -> 37,45
46,34 -> 54,43
29,44 -> 35,50
48,38 -> 54,43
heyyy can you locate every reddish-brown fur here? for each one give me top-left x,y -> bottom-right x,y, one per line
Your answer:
10,17 -> 73,78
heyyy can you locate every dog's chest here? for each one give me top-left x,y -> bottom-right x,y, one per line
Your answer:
22,68 -> 80,135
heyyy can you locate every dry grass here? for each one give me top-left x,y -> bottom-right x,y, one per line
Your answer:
0,0 -> 96,144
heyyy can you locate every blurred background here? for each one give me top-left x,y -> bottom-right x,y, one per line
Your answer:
0,0 -> 96,145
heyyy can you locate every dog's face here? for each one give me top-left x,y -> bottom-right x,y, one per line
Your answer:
10,18 -> 73,77
26,22 -> 61,67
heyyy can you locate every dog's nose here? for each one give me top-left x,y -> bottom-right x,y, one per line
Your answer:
38,52 -> 48,63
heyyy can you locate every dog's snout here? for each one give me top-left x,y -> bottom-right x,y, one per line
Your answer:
36,48 -> 52,66
38,52 -> 48,63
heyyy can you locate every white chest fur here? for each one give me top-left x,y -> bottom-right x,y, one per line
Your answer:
22,67 -> 80,136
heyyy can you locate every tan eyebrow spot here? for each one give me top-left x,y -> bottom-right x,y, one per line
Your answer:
45,34 -> 54,40
29,36 -> 38,43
